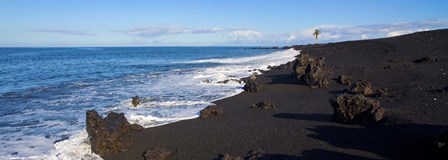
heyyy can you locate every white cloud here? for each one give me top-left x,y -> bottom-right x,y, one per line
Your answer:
227,30 -> 263,42
386,30 -> 412,37
115,26 -> 259,38
286,19 -> 448,44
32,29 -> 96,36
361,34 -> 369,39
115,25 -> 268,44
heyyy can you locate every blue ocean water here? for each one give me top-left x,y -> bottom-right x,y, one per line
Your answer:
0,47 -> 299,159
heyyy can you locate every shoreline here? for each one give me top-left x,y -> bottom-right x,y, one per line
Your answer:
99,29 -> 448,160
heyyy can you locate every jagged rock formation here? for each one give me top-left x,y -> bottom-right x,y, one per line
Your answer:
244,78 -> 262,93
293,54 -> 329,88
199,105 -> 223,118
351,80 -> 373,96
251,100 -> 276,110
329,94 -> 386,125
337,75 -> 352,86
86,110 -> 143,156
131,96 -> 141,107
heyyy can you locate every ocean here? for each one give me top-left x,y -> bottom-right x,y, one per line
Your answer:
0,47 -> 299,159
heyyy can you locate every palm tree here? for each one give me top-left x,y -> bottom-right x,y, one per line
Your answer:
312,29 -> 321,41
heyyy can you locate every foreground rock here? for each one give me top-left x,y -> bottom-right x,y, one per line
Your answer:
131,95 -> 141,107
329,94 -> 386,125
351,80 -> 373,96
143,147 -> 172,160
86,110 -> 143,156
199,105 -> 223,118
217,79 -> 242,84
337,75 -> 352,86
293,54 -> 329,88
251,100 -> 276,110
244,78 -> 262,93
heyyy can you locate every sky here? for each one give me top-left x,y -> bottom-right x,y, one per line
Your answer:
0,0 -> 448,47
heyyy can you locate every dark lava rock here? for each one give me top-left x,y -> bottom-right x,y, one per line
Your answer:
351,80 -> 373,96
143,147 -> 172,160
245,149 -> 267,160
329,94 -> 386,125
293,54 -> 329,88
373,88 -> 392,98
131,96 -> 141,107
414,56 -> 438,63
200,105 -> 223,118
244,78 -> 262,93
251,100 -> 276,110
217,79 -> 242,84
202,79 -> 211,83
337,75 -> 351,86
86,110 -> 143,157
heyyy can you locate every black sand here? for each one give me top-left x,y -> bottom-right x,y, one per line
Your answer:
104,29 -> 448,160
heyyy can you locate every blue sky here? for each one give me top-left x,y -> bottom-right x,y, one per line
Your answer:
1,0 -> 448,47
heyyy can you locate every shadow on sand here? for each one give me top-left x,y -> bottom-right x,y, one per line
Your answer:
273,113 -> 333,123
272,112 -> 448,160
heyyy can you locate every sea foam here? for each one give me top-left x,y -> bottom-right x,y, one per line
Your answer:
3,48 -> 300,160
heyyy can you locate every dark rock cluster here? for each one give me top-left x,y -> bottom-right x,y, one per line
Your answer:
251,100 -> 276,110
243,75 -> 262,93
337,75 -> 352,86
200,105 -> 223,118
86,110 -> 143,157
330,94 -> 386,125
293,54 -> 329,88
350,80 -> 373,96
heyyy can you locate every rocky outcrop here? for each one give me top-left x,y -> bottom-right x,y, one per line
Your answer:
217,79 -> 242,84
337,75 -> 351,86
244,78 -> 262,93
293,54 -> 329,88
200,105 -> 223,118
329,94 -> 386,125
132,96 -> 141,107
245,149 -> 267,160
373,88 -> 392,98
86,110 -> 143,157
143,147 -> 172,160
351,80 -> 373,96
251,100 -> 276,110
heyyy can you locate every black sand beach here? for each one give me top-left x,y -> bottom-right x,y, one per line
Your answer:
100,29 -> 448,160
